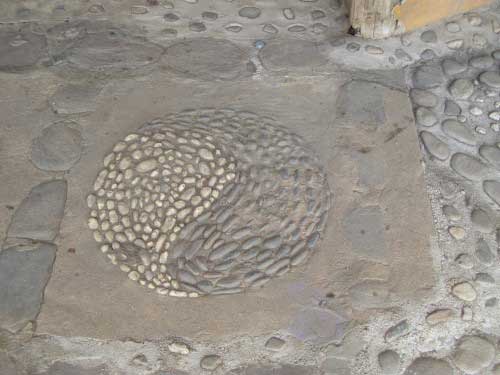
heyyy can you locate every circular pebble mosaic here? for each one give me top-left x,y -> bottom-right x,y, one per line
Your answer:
87,109 -> 330,297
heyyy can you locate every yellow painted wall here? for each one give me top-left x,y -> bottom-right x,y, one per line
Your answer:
393,0 -> 492,32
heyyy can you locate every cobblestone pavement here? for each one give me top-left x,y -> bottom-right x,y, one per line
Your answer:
1,1 -> 500,374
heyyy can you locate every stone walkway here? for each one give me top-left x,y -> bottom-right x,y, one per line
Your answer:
1,1 -> 500,374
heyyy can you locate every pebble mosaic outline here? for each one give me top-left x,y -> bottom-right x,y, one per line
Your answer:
87,109 -> 330,297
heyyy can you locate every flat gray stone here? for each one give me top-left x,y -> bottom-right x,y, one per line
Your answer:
442,59 -> 467,76
412,64 -> 444,89
479,145 -> 500,169
385,320 -> 409,342
64,30 -> 164,74
420,131 -> 450,161
452,336 -> 495,374
446,22 -> 461,33
420,49 -> 436,60
475,272 -> 495,284
49,83 -> 101,114
475,239 -> 494,265
450,153 -> 487,181
7,180 -> 67,242
395,48 -> 412,62
471,209 -> 494,233
378,350 -> 400,375
441,119 -> 474,145
189,22 -> 206,32
479,71 -> 500,89
420,48 -> 437,60
36,361 -> 109,375
288,307 -> 349,345
337,81 -> 386,129
444,99 -> 461,116
426,309 -> 456,325
403,358 -> 453,375
449,78 -> 474,99
415,107 -> 437,126
200,355 -> 223,371
238,7 -> 261,19
162,38 -> 250,81
410,89 -> 438,107
443,205 -> 461,221
470,56 -> 494,69
451,282 -> 476,301
0,243 -> 56,333
31,122 -> 83,171
343,206 -> 387,261
483,180 -> 500,207
420,30 -> 437,43
260,40 -> 327,71
0,25 -> 47,71
265,336 -> 285,350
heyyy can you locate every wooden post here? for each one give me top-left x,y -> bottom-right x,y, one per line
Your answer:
348,0 -> 398,39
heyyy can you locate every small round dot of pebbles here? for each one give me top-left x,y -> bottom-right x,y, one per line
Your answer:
378,350 -> 400,375
200,355 -> 223,371
265,336 -> 285,350
451,282 -> 476,301
473,33 -> 488,48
